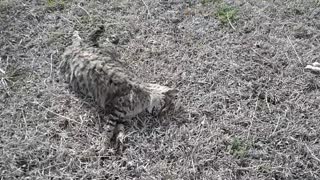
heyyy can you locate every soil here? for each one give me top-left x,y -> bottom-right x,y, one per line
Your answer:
1,0 -> 320,179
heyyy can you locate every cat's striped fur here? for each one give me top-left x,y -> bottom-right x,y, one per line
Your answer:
59,26 -> 177,150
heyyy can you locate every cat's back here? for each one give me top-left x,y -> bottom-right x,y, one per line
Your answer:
63,44 -> 136,109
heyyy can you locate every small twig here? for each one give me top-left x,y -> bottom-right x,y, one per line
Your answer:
1,79 -> 9,94
0,57 -> 5,74
287,36 -> 302,65
141,0 -> 151,18
305,143 -> 320,163
41,162 -> 67,171
22,109 -> 28,137
60,15 -> 75,25
265,91 -> 271,113
227,12 -> 236,30
32,101 -> 80,124
305,65 -> 320,72
246,100 -> 257,139
0,68 -> 5,74
270,116 -> 281,137
77,3 -> 91,20
49,53 -> 53,81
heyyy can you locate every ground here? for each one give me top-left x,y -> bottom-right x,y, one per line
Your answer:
1,0 -> 320,179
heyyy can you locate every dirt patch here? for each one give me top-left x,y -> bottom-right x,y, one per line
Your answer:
1,0 -> 320,179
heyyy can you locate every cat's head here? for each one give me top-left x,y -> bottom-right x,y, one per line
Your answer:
145,84 -> 178,116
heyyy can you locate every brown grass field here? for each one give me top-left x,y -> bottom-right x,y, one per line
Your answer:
1,0 -> 320,179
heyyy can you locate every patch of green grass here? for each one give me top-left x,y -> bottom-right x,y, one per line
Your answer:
46,0 -> 66,11
200,1 -> 238,28
217,3 -> 238,24
228,137 -> 249,158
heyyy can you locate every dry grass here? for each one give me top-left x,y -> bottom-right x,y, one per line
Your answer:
1,0 -> 320,179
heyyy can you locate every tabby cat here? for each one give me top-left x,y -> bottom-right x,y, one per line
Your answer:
59,26 -> 177,151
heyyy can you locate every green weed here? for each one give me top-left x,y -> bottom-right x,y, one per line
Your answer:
217,3 -> 237,24
46,0 -> 66,11
228,137 -> 249,158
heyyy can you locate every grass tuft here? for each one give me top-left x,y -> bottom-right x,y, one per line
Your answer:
217,3 -> 238,24
46,0 -> 66,11
228,137 -> 249,158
